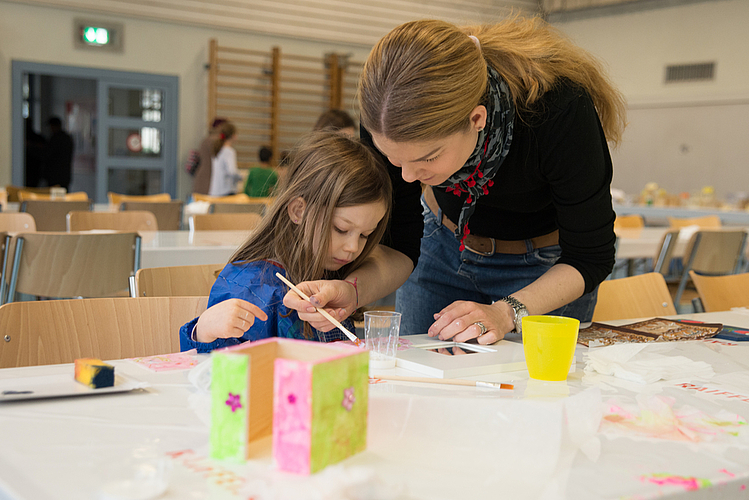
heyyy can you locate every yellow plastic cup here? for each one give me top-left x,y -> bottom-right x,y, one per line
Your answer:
522,315 -> 580,381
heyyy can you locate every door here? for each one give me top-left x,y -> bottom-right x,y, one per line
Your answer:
11,61 -> 179,203
98,79 -> 177,201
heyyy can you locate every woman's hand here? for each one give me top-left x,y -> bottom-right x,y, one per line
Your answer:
195,299 -> 268,343
427,300 -> 516,344
282,280 -> 357,332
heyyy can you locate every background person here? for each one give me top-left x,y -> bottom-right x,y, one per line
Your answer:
313,109 -> 356,137
45,116 -> 74,190
208,121 -> 241,196
192,117 -> 226,195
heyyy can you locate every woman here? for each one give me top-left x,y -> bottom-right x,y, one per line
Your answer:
208,121 -> 241,196
284,16 -> 626,344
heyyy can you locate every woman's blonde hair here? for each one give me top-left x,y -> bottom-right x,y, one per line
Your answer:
358,15 -> 626,146
212,121 -> 236,157
231,131 -> 392,337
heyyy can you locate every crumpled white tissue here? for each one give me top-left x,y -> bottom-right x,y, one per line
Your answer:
583,342 -> 714,384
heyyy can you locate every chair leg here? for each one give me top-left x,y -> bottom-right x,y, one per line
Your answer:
691,297 -> 705,313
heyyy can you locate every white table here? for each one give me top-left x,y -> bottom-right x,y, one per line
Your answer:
139,230 -> 249,268
2,311 -> 749,499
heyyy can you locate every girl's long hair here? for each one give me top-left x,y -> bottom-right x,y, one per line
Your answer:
231,132 -> 392,335
358,15 -> 626,147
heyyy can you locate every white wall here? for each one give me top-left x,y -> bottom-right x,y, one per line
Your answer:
0,1 -> 373,200
552,0 -> 749,198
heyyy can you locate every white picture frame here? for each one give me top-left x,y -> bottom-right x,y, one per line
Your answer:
395,334 -> 527,378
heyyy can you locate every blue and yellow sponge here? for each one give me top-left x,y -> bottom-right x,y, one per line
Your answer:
74,358 -> 115,388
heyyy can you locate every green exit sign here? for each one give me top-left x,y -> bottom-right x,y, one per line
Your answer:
82,26 -> 109,45
74,19 -> 123,52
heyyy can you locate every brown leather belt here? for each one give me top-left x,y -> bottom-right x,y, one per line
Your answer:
423,186 -> 559,256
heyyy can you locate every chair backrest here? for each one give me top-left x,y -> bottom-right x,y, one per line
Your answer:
671,229 -> 748,309
67,210 -> 159,231
667,215 -> 722,229
18,190 -> 89,202
108,192 -> 171,206
0,296 -> 208,368
689,270 -> 749,312
0,212 -> 36,232
67,210 -> 158,231
613,214 -> 644,231
592,272 -> 677,321
189,213 -> 262,231
652,229 -> 681,274
6,185 -> 52,202
192,193 -> 252,204
5,231 -> 141,301
683,229 -> 747,275
135,263 -> 225,297
210,202 -> 266,215
20,200 -> 91,231
120,200 -> 183,230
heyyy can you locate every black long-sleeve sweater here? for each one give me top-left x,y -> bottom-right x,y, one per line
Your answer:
364,80 -> 617,294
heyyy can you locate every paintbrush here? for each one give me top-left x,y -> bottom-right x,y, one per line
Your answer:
275,272 -> 362,345
375,375 -> 514,390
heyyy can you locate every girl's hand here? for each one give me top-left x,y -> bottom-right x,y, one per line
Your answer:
427,300 -> 516,345
195,299 -> 268,343
282,280 -> 357,332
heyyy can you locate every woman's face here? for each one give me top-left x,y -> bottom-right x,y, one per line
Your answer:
370,106 -> 487,185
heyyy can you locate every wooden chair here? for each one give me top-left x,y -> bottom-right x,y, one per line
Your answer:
592,272 -> 677,321
108,192 -> 171,206
20,199 -> 91,231
0,213 -> 36,232
4,231 -> 141,303
667,215 -> 722,229
135,263 -> 225,297
690,270 -> 749,312
188,213 -> 262,231
120,200 -> 183,230
17,190 -> 89,202
209,202 -> 266,215
613,214 -> 645,231
6,185 -> 52,202
670,229 -> 748,311
0,214 -> 37,306
67,211 -> 158,231
191,193 -> 252,204
0,296 -> 208,368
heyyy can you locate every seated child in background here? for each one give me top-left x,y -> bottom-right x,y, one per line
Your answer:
180,131 -> 392,352
243,146 -> 279,197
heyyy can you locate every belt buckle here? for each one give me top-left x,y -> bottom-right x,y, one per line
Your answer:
464,237 -> 495,256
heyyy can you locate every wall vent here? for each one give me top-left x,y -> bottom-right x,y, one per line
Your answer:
665,62 -> 715,83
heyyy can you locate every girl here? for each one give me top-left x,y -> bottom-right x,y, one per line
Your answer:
208,121 -> 241,196
180,131 -> 392,353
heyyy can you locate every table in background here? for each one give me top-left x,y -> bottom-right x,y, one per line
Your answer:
139,230 -> 249,268
615,203 -> 749,226
2,311 -> 749,499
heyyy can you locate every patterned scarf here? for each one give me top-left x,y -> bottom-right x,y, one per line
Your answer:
436,66 -> 515,251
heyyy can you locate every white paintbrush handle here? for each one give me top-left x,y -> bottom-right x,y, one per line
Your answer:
275,272 -> 359,343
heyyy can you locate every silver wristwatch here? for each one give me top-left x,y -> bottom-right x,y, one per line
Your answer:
498,296 -> 529,333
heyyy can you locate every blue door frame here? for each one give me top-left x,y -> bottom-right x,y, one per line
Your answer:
11,61 -> 179,203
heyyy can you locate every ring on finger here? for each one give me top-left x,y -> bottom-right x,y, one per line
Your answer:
473,321 -> 487,336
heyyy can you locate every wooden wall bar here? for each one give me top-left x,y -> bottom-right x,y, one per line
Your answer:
208,40 -> 362,167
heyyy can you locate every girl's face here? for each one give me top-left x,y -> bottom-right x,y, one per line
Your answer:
370,106 -> 487,185
324,201 -> 387,271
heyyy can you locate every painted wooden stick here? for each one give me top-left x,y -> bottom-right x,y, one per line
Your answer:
376,374 -> 514,390
275,272 -> 360,345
